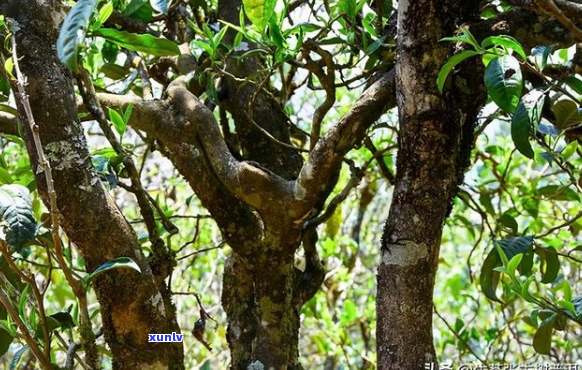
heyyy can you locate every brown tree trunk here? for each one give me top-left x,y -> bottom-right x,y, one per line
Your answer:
0,1 -> 184,369
223,249 -> 303,370
377,1 -> 485,369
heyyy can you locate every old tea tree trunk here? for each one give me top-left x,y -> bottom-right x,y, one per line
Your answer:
376,0 -> 485,369
0,1 -> 184,369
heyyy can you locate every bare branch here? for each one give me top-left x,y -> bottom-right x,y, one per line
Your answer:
293,69 -> 396,218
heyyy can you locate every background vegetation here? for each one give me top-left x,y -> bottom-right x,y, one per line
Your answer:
1,0 -> 582,369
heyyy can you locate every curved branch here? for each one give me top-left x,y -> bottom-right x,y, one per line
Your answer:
165,78 -> 293,210
292,69 -> 396,219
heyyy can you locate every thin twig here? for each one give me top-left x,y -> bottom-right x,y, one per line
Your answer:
532,0 -> 582,41
0,246 -> 51,369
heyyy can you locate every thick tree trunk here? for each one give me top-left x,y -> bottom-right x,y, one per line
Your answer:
222,238 -> 308,370
0,1 -> 184,369
376,1 -> 484,369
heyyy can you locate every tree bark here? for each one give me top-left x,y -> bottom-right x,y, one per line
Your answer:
377,1 -> 485,369
0,1 -> 184,369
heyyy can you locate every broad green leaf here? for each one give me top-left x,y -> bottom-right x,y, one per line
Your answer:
0,104 -> 18,116
365,36 -> 387,56
268,16 -> 286,49
3,58 -> 14,80
90,1 -> 114,31
479,248 -> 502,302
496,236 -> 534,258
480,236 -> 534,302
0,184 -> 36,251
481,35 -> 527,60
243,0 -> 276,32
530,45 -> 553,71
123,104 -> 134,125
0,168 -> 13,185
537,247 -> 560,284
124,0 -> 153,22
511,89 -> 545,158
340,0 -> 357,20
506,253 -> 523,279
552,99 -> 582,129
498,213 -> 518,234
533,315 -> 556,355
108,108 -> 126,138
48,311 -> 76,331
150,0 -> 168,14
518,250 -> 534,276
563,75 -> 582,95
0,328 -> 13,357
57,0 -> 100,72
85,257 -> 141,286
437,50 -> 481,93
484,55 -> 523,113
561,140 -> 578,160
94,28 -> 180,56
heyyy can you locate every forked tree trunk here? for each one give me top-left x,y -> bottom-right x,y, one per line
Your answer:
222,237 -> 308,370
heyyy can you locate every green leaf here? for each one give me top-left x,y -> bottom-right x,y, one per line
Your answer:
552,99 -> 582,129
440,27 -> 481,50
437,50 -> 481,93
0,168 -> 13,185
484,55 -> 523,113
563,76 -> 582,95
123,104 -> 134,125
150,0 -> 168,14
108,108 -> 126,138
511,89 -> 545,159
531,45 -> 553,71
498,212 -> 518,234
520,274 -> 537,302
339,0 -> 357,20
123,0 -> 153,22
94,28 -> 180,56
497,236 -> 534,258
537,247 -> 560,284
340,298 -> 357,324
57,0 -> 100,72
480,248 -> 502,302
561,140 -> 578,160
0,104 -> 18,116
533,315 -> 556,355
48,311 -> 76,331
90,1 -> 114,31
506,253 -> 523,279
479,236 -> 534,302
481,35 -> 527,60
242,0 -> 276,32
84,257 -> 141,286
0,328 -> 13,357
268,16 -> 286,49
0,184 -> 37,251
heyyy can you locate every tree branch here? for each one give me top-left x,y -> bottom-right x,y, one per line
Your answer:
293,69 -> 396,219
